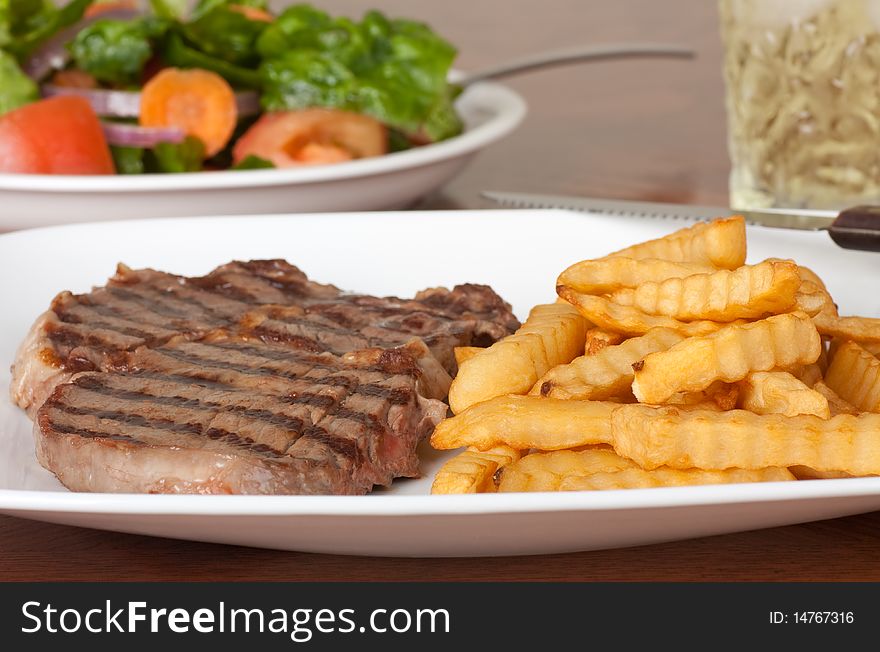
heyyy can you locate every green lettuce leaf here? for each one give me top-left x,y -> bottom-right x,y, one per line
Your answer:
147,135 -> 205,173
69,17 -> 166,85
162,30 -> 260,88
257,5 -> 462,140
110,145 -> 145,174
182,5 -> 267,67
232,154 -> 274,170
190,0 -> 267,20
1,0 -> 92,57
0,47 -> 37,114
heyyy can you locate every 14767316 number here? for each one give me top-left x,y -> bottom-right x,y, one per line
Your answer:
770,612 -> 855,624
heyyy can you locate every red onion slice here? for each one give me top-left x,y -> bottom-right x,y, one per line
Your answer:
24,9 -> 142,81
101,121 -> 186,148
43,84 -> 142,117
234,90 -> 260,117
42,85 -> 261,119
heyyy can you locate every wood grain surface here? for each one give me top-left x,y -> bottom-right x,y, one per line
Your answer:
4,0 -> 879,581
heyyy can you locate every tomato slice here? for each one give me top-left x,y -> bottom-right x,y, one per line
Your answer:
233,109 -> 388,168
84,0 -> 138,18
0,96 -> 115,175
228,4 -> 274,22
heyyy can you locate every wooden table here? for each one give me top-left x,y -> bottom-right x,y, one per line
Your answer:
4,0 -> 880,581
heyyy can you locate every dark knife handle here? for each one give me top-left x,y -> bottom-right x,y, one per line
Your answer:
829,206 -> 880,252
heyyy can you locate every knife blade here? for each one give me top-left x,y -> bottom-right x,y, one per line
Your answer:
481,191 -> 880,252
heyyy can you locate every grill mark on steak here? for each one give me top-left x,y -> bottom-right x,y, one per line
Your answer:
46,324 -> 141,357
65,362 -> 413,463
69,373 -> 347,450
250,326 -> 326,352
299,424 -> 360,461
105,286 -> 195,319
47,402 -> 204,437
45,420 -> 148,444
203,427 -> 286,458
55,316 -> 156,341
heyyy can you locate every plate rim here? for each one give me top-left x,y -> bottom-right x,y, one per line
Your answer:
1,477 -> 880,517
0,80 -> 526,192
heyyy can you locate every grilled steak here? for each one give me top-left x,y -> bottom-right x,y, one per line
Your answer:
12,260 -> 519,495
37,335 -> 446,494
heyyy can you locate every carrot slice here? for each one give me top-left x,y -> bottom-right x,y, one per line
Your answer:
228,4 -> 274,22
139,67 -> 237,157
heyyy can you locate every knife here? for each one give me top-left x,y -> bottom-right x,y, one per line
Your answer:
481,191 -> 880,252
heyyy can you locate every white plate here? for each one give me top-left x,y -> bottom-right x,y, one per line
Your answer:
1,209 -> 880,558
0,81 -> 525,230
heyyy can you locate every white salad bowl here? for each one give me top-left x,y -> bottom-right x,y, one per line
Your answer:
0,79 -> 526,229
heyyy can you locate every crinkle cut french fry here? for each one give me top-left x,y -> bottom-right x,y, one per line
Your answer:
811,380 -> 859,416
789,466 -> 856,480
556,467 -> 795,491
498,448 -> 794,492
497,449 -> 637,492
791,363 -> 824,387
430,395 -> 615,451
558,286 -> 735,337
631,312 -> 821,404
824,340 -> 880,413
795,280 -> 837,318
454,346 -> 483,366
557,258 -> 713,295
431,446 -> 521,494
606,215 -> 746,269
816,341 -> 830,373
738,371 -> 830,419
532,327 -> 685,401
611,404 -> 880,475
607,260 -> 800,322
585,327 -> 624,355
795,265 -> 829,292
666,381 -> 739,410
448,302 -> 587,414
813,314 -> 880,342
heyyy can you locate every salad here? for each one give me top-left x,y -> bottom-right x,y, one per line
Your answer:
0,0 -> 464,174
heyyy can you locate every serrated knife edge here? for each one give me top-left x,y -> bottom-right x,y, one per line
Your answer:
481,191 -> 837,231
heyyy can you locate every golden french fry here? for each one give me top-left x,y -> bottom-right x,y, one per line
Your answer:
795,280 -> 837,318
788,466 -> 856,480
859,341 -> 880,357
497,448 -> 636,492
795,265 -> 829,292
557,258 -> 713,295
738,371 -> 830,419
606,216 -> 747,269
631,312 -> 821,404
431,445 -> 521,494
811,380 -> 859,416
813,314 -> 880,342
669,381 -> 740,410
585,327 -> 624,355
532,327 -> 685,401
557,467 -> 795,491
559,287 -> 736,337
448,302 -> 587,414
454,346 -> 483,366
611,404 -> 880,475
791,363 -> 824,388
824,340 -> 880,412
607,260 -> 800,322
430,395 -> 615,451
498,448 -> 793,492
